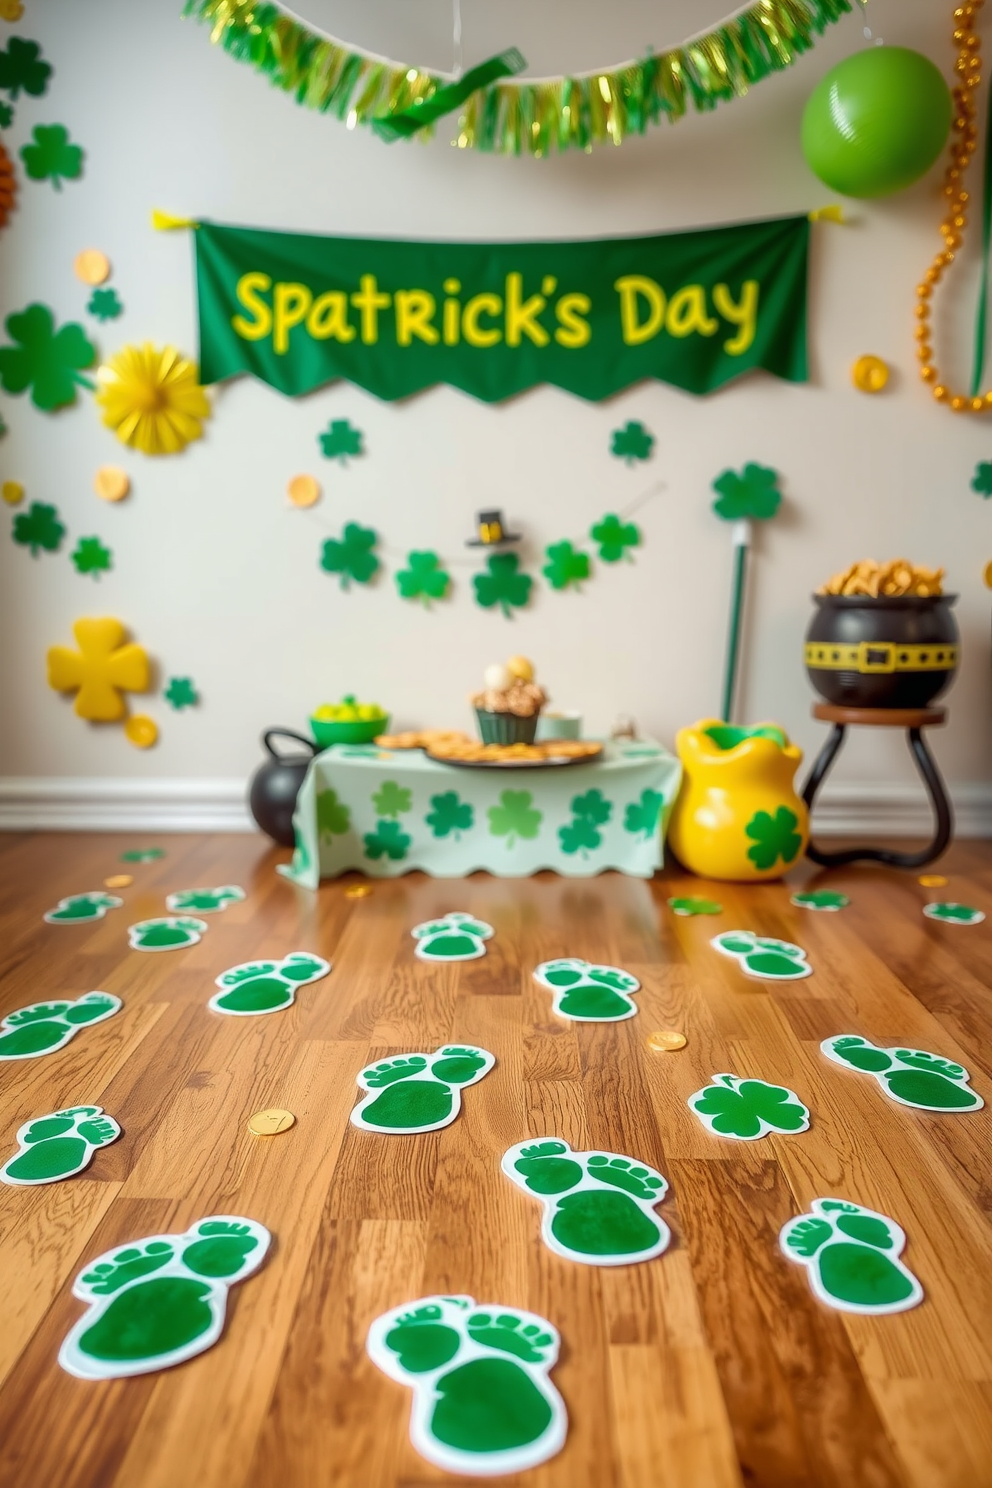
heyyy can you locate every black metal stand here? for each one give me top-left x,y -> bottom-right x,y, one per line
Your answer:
802,722 -> 953,869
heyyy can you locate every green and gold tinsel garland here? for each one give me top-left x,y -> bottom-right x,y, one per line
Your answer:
182,0 -> 853,157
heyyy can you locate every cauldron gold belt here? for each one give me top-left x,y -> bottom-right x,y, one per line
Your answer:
804,641 -> 958,673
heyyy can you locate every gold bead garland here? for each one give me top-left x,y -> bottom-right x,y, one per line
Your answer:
916,2 -> 989,411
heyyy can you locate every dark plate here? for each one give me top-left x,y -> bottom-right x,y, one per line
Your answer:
424,746 -> 603,770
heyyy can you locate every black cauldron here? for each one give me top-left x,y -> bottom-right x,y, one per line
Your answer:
248,728 -> 316,846
804,594 -> 959,709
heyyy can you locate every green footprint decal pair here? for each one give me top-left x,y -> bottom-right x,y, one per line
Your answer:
128,917 -> 208,952
367,1294 -> 566,1476
1,1105 -> 120,1185
922,901 -> 985,925
165,885 -> 245,914
688,1074 -> 810,1140
351,1045 -> 495,1133
533,958 -> 641,1022
411,911 -> 494,962
781,1198 -> 923,1315
668,896 -> 722,917
44,892 -> 123,925
822,1035 -> 984,1111
712,930 -> 812,981
59,1216 -> 270,1379
790,890 -> 849,912
502,1139 -> 670,1265
0,993 -> 122,1061
208,953 -> 331,1017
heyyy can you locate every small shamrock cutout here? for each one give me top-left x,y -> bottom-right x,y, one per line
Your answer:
624,788 -> 664,839
610,420 -> 655,465
591,513 -> 641,563
472,552 -> 532,617
12,500 -> 64,555
0,100 -> 13,129
372,781 -> 411,818
542,540 -> 590,591
318,418 -> 363,463
712,463 -> 782,521
316,787 -> 351,840
791,890 -> 849,912
396,550 -> 450,606
363,820 -> 411,861
668,896 -> 722,916
488,789 -> 542,845
745,806 -> 803,871
163,677 -> 198,710
320,522 -> 379,589
0,38 -> 51,99
20,124 -> 83,190
426,791 -> 474,839
922,902 -> 985,925
971,462 -> 992,498
71,536 -> 111,577
87,287 -> 122,323
0,303 -> 96,409
688,1073 -> 809,1140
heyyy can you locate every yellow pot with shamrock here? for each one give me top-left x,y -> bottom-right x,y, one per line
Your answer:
667,720 -> 809,881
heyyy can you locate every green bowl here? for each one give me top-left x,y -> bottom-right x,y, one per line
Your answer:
310,713 -> 390,748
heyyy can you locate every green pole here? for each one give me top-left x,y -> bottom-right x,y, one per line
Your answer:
720,520 -> 751,723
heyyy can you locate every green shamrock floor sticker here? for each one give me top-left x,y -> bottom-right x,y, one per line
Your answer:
367,1294 -> 566,1476
791,890 -> 849,911
502,1138 -> 670,1266
44,891 -> 123,925
58,1215 -> 271,1379
688,1073 -> 810,1141
533,958 -> 640,1022
711,930 -> 812,981
165,885 -> 245,915
350,1045 -> 495,1134
412,911 -> 494,962
923,902 -> 985,925
1,1105 -> 121,1186
780,1198 -> 923,1316
0,992 -> 122,1061
127,917 -> 208,952
121,847 -> 164,862
668,896 -> 722,916
821,1035 -> 984,1112
208,952 -> 331,1017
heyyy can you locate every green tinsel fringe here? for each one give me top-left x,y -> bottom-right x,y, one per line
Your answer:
182,0 -> 853,156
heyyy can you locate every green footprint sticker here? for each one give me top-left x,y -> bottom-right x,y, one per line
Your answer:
790,890 -> 849,912
59,1215 -> 271,1379
367,1294 -> 566,1476
668,896 -> 722,917
209,952 -> 332,1017
923,902 -> 985,925
0,992 -> 122,1061
1,1105 -> 120,1185
533,958 -> 640,1022
502,1138 -> 670,1266
711,930 -> 812,981
44,891 -> 123,925
120,847 -> 164,862
350,1045 -> 495,1134
165,885 -> 245,915
412,911 -> 494,962
688,1073 -> 810,1140
127,917 -> 208,952
780,1198 -> 923,1316
821,1035 -> 984,1112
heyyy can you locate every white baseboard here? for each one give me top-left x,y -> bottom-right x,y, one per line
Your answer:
0,776 -> 990,839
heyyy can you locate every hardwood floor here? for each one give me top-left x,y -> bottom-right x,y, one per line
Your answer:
0,829 -> 990,1488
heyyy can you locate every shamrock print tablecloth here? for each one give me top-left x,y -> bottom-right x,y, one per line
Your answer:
278,740 -> 682,885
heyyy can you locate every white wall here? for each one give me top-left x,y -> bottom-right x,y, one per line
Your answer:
1,0 -> 990,812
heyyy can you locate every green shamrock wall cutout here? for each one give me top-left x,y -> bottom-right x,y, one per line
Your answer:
473,552 -> 532,617
610,420 -> 655,465
20,125 -> 84,190
971,461 -> 992,498
396,550 -> 450,606
87,288 -> 123,323
0,304 -> 95,410
712,463 -> 782,521
71,537 -> 111,577
320,522 -> 380,589
164,677 -> 198,710
318,418 -> 363,463
12,500 -> 64,555
0,101 -> 13,129
591,513 -> 640,563
0,38 -> 52,99
542,540 -> 590,591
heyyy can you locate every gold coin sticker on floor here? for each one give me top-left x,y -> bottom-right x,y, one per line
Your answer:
344,883 -> 373,898
104,874 -> 133,889
248,1108 -> 295,1136
919,874 -> 947,887
648,1030 -> 687,1052
74,248 -> 111,285
94,465 -> 130,502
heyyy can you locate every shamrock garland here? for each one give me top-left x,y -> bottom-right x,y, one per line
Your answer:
71,536 -> 112,576
473,552 -> 532,617
12,500 -> 64,555
320,522 -> 380,589
396,550 -> 450,606
318,417 -> 363,463
610,420 -> 655,465
20,125 -> 83,189
592,513 -> 641,562
0,38 -> 51,99
542,540 -> 590,591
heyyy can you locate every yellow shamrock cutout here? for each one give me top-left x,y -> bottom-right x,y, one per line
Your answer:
47,618 -> 150,721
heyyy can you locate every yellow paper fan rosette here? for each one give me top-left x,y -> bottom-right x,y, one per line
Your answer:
96,344 -> 210,456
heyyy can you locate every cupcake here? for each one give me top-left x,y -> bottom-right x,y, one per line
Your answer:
471,656 -> 547,744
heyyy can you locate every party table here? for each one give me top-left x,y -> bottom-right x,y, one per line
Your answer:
278,739 -> 681,885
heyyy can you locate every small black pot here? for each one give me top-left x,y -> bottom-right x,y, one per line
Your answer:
804,594 -> 959,708
248,728 -> 317,846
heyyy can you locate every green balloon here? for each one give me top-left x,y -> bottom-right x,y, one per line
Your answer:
802,47 -> 952,198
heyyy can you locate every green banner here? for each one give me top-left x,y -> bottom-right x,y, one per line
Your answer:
194,214 -> 809,402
